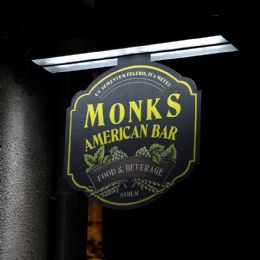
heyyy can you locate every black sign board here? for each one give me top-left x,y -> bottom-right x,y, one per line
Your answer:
64,62 -> 201,209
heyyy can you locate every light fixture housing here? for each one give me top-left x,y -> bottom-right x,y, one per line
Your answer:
32,35 -> 238,73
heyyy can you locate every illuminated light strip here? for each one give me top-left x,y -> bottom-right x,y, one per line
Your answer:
151,43 -> 238,61
43,44 -> 237,73
33,35 -> 227,66
44,58 -> 118,73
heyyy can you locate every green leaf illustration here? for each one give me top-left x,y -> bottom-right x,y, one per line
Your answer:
110,146 -> 119,155
84,154 -> 97,167
152,153 -> 161,165
166,143 -> 177,160
150,143 -> 165,154
94,145 -> 105,164
103,155 -> 112,164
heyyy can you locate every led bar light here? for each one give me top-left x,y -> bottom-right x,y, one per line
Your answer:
44,58 -> 118,73
151,44 -> 237,62
32,35 -> 238,73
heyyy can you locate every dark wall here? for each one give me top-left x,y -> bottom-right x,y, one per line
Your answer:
0,1 -> 252,259
0,64 -> 57,259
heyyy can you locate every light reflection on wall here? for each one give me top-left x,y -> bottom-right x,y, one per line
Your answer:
87,201 -> 104,259
0,66 -> 51,259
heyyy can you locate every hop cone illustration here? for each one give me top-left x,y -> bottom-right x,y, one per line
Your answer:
111,150 -> 128,162
160,150 -> 167,158
135,147 -> 151,158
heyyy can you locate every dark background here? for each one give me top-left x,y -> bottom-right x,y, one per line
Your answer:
0,0 -> 254,259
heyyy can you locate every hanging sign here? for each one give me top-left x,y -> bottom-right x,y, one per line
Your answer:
64,62 -> 201,209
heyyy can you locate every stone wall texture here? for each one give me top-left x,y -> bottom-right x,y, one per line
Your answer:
0,64 -> 53,260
